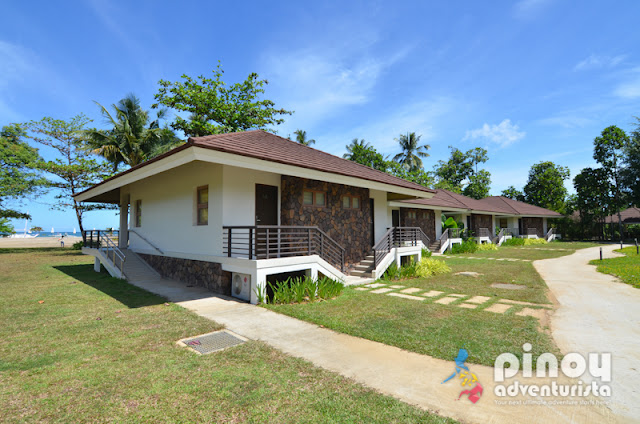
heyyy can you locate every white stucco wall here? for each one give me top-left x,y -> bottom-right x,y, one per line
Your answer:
127,161 -> 224,256
370,189 -> 389,243
221,165 -> 281,227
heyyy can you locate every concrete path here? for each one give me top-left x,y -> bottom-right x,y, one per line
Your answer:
535,244 -> 640,422
126,271 -> 626,424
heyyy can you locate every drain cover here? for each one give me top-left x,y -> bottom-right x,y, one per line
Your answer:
178,330 -> 248,355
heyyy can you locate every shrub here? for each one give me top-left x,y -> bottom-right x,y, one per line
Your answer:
524,238 -> 548,245
260,276 -> 344,304
477,243 -> 498,251
502,237 -> 525,246
421,247 -> 432,258
72,241 -> 84,250
416,257 -> 452,278
381,259 -> 419,281
450,239 -> 478,254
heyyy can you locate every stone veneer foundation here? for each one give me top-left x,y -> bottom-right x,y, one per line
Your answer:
280,175 -> 372,269
470,214 -> 493,236
522,217 -> 543,237
138,253 -> 231,296
400,208 -> 436,243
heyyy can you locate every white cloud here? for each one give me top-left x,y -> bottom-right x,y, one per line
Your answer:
513,0 -> 554,18
614,75 -> 640,99
463,119 -> 525,148
574,54 -> 626,71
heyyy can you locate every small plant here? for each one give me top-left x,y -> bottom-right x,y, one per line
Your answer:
382,264 -> 400,280
450,239 -> 478,254
263,276 -> 344,304
72,241 -> 84,250
477,243 -> 498,251
416,257 -> 452,278
502,237 -> 525,246
524,238 -> 548,245
421,248 -> 432,258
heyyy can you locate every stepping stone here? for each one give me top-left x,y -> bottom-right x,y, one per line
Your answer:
491,283 -> 525,290
499,299 -> 551,308
421,290 -> 444,297
521,260 -> 532,262
388,293 -> 423,301
458,303 -> 478,309
455,271 -> 482,278
400,288 -> 422,294
354,287 -> 370,291
447,293 -> 467,298
496,258 -> 506,261
435,296 -> 459,305
466,295 -> 491,304
370,288 -> 394,294
484,303 -> 513,313
388,285 -> 405,289
517,308 -> 546,320
365,283 -> 387,288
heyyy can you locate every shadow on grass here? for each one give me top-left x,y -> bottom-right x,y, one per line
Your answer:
54,264 -> 166,308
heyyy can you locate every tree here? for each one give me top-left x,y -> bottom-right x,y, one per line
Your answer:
593,125 -> 630,239
469,147 -> 489,173
433,146 -> 473,190
0,124 -> 46,219
293,129 -> 315,146
463,169 -> 491,199
501,186 -> 525,202
621,117 -> 640,206
343,141 -> 388,172
574,167 -> 612,239
0,218 -> 14,234
343,139 -> 371,160
523,161 -> 570,212
153,63 -> 293,137
386,161 -> 434,188
30,226 -> 43,232
24,115 -> 114,238
392,132 -> 430,171
85,94 -> 182,171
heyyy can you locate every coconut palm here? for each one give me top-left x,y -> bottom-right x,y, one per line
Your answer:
293,129 -> 315,146
393,132 -> 430,171
343,138 -> 370,160
85,94 -> 183,171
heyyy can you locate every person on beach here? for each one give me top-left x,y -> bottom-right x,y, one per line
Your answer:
59,234 -> 65,247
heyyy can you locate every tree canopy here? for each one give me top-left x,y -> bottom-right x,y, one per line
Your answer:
500,186 -> 525,202
621,118 -> 640,206
433,146 -> 490,197
153,63 -> 292,137
392,132 -> 430,171
85,94 -> 182,171
293,129 -> 315,146
342,139 -> 388,172
523,161 -> 570,212
463,169 -> 491,199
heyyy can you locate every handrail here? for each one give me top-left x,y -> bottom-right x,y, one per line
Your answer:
496,228 -> 504,245
546,227 -> 555,241
527,227 -> 539,236
128,229 -> 164,254
478,228 -> 490,238
100,232 -> 126,276
372,227 -> 426,269
223,225 -> 345,272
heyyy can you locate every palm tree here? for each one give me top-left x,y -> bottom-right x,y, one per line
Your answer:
393,132 -> 430,171
343,138 -> 370,160
85,94 -> 183,171
293,129 -> 315,146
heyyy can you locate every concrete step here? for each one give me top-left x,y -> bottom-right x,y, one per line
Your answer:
350,269 -> 373,278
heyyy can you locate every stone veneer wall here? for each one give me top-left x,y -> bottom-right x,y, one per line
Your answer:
280,176 -> 372,269
470,214 -> 493,236
400,208 -> 436,243
522,217 -> 543,237
138,253 -> 231,296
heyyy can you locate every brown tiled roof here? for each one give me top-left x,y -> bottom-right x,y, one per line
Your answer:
400,190 -> 562,217
189,130 -> 434,194
605,207 -> 640,223
477,196 -> 563,217
74,130 -> 434,200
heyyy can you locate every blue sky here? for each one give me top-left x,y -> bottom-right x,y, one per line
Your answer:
2,0 -> 640,231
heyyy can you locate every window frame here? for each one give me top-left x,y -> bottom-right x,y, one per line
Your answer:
135,199 -> 142,228
341,195 -> 361,210
303,189 -> 327,207
196,185 -> 209,226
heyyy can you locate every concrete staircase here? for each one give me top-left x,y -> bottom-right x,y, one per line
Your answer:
428,240 -> 441,253
350,253 -> 375,278
122,249 -> 161,283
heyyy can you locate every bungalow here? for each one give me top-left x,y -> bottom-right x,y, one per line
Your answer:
391,189 -> 562,253
74,131 -> 435,304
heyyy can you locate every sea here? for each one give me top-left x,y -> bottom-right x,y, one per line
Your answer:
19,232 -> 81,238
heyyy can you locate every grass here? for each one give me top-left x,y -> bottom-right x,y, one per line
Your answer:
265,242 -> 601,368
590,246 -> 640,289
0,248 -> 456,423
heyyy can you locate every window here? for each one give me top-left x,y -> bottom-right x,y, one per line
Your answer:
303,190 -> 326,207
197,186 -> 208,225
407,211 -> 417,219
499,218 -> 508,228
341,195 -> 360,209
135,200 -> 142,227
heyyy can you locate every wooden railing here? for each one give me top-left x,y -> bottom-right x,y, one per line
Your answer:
82,230 -> 125,276
222,226 -> 346,272
527,227 -> 539,237
502,228 -> 519,237
449,228 -> 465,238
373,227 -> 426,269
477,228 -> 491,238
546,227 -> 555,241
495,228 -> 505,245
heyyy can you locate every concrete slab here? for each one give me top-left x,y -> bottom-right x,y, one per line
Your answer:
388,285 -> 405,289
516,307 -> 546,320
387,293 -> 424,301
364,283 -> 387,288
458,303 -> 478,309
420,290 -> 444,297
370,288 -> 394,294
447,293 -> 466,297
483,303 -> 513,314
434,296 -> 459,305
466,295 -> 491,304
400,287 -> 422,294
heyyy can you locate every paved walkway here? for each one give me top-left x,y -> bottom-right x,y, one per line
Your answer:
125,260 -> 628,424
535,244 -> 640,422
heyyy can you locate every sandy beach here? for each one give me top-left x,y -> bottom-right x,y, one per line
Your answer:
0,236 -> 83,249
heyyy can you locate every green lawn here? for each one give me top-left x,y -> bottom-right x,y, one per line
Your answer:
590,246 -> 640,289
265,242 -> 600,368
0,248 -> 455,424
